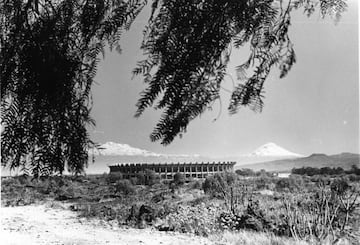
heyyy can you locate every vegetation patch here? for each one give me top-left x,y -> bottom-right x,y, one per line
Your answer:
2,171 -> 359,244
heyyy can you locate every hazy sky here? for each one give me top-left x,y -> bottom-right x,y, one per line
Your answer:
90,1 -> 359,157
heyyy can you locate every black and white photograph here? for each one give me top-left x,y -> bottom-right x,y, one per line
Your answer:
1,0 -> 359,244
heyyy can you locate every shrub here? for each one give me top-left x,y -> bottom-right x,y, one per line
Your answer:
129,177 -> 138,185
275,176 -> 304,192
239,199 -> 273,232
55,185 -> 79,200
165,204 -> 222,236
191,180 -> 202,189
347,174 -> 360,182
114,180 -> 136,195
144,169 -> 160,186
254,176 -> 273,190
203,173 -> 254,215
348,164 -> 360,175
79,202 -> 119,221
281,182 -> 360,243
106,172 -> 123,184
202,172 -> 237,197
137,204 -> 156,228
235,168 -> 256,177
135,172 -> 146,185
36,179 -> 57,195
202,176 -> 218,196
173,172 -> 185,186
219,199 -> 274,232
218,212 -> 242,230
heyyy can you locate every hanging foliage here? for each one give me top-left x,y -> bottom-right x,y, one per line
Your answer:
0,0 -> 347,175
1,0 -> 146,176
134,0 -> 347,145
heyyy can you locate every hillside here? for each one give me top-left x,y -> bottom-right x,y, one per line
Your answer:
238,153 -> 360,172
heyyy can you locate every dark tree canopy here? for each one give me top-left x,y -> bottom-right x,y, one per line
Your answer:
0,0 -> 347,176
134,0 -> 346,145
1,0 -> 145,176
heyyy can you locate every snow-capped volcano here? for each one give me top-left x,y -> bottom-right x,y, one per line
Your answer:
249,142 -> 302,157
92,142 -> 161,157
91,141 -> 200,158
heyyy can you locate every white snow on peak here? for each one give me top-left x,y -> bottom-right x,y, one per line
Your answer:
249,142 -> 302,157
92,142 -> 161,157
91,141 -> 200,158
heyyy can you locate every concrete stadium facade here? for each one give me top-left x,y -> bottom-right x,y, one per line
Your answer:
109,161 -> 236,180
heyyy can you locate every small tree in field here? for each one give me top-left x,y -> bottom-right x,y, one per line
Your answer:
173,172 -> 185,186
114,179 -> 136,196
144,169 -> 159,186
203,172 -> 253,215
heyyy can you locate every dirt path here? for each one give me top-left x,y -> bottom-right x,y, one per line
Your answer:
1,204 -> 214,245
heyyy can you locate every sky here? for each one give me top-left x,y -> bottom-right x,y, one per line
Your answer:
90,1 -> 359,158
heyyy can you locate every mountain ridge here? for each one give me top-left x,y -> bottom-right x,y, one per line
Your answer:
237,152 -> 360,172
92,141 -> 199,158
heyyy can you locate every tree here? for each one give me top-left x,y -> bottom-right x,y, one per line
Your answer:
1,0 -> 145,176
1,0 -> 347,175
172,172 -> 185,186
203,172 -> 252,214
114,179 -> 136,195
134,0 -> 347,145
236,168 -> 256,177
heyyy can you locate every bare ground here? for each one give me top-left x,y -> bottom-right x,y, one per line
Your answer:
1,203 -> 214,245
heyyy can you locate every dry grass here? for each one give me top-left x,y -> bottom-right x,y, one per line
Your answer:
210,230 -> 310,245
210,230 -> 357,245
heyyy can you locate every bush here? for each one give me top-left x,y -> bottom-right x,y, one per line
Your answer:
106,172 -> 123,184
330,178 -> 350,195
138,204 -> 156,228
202,173 -> 237,197
10,175 -> 31,185
137,169 -> 160,186
135,172 -> 146,185
280,182 -> 360,242
347,174 -> 360,182
219,199 -> 274,233
173,172 -> 185,186
164,204 -> 222,236
218,213 -> 242,230
170,173 -> 185,189
191,180 -> 202,189
275,176 -> 304,192
202,176 -> 218,196
254,176 -> 273,190
55,184 -> 83,200
114,180 -> 136,195
236,168 -> 256,177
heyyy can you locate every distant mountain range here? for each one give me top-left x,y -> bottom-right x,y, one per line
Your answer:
93,141 -> 301,158
237,153 -> 360,172
84,141 -> 204,174
92,141 -> 199,158
93,141 -> 161,157
3,141 -> 357,175
85,141 -> 309,174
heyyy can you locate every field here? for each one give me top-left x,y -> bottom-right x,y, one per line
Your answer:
1,171 -> 360,245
